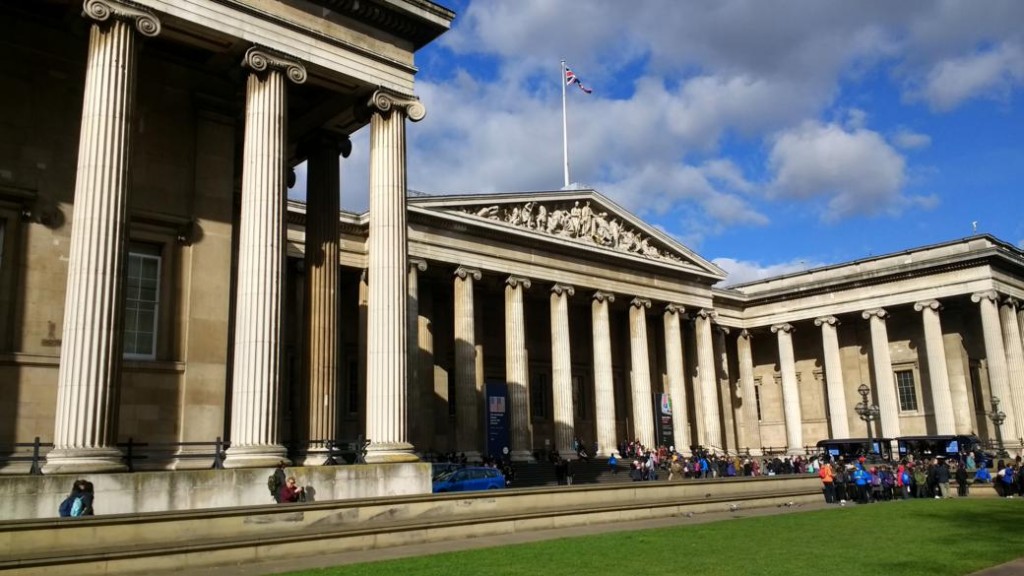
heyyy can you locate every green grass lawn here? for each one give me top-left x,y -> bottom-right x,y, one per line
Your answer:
282,498 -> 1023,576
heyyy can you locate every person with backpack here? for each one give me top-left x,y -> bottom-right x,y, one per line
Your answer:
59,479 -> 95,517
268,461 -> 288,503
818,461 -> 835,503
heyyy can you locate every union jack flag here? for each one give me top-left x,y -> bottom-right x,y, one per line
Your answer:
565,66 -> 592,94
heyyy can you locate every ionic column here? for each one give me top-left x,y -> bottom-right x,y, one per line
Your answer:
46,1 -> 161,474
221,47 -> 307,467
914,301 -> 956,435
814,316 -> 850,438
592,291 -> 617,456
736,330 -> 760,453
713,326 -> 737,452
999,297 -> 1024,439
550,284 -> 576,457
454,266 -> 482,459
406,258 -> 427,451
628,298 -> 655,449
771,323 -> 803,454
663,304 -> 690,454
362,90 -> 426,463
862,309 -> 901,440
693,309 -> 722,452
300,134 -> 350,464
506,276 -> 533,461
973,291 -> 1017,439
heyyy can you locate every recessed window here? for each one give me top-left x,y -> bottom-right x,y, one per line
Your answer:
754,383 -> 763,422
123,244 -> 161,359
895,369 -> 918,412
531,372 -> 549,420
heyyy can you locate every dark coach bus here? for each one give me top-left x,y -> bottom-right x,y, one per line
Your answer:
816,438 -> 894,462
896,435 -> 995,468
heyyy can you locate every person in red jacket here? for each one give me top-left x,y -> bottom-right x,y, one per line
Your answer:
278,477 -> 305,503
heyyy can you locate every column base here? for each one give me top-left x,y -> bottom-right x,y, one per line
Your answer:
364,441 -> 419,463
294,448 -> 332,467
510,450 -> 535,462
43,447 -> 127,474
223,445 -> 291,469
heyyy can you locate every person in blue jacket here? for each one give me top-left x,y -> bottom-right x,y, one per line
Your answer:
852,465 -> 870,504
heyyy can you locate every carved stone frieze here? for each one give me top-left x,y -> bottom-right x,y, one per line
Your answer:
458,199 -> 685,264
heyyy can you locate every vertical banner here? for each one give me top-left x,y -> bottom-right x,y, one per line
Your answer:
654,393 -> 675,448
486,381 -> 510,459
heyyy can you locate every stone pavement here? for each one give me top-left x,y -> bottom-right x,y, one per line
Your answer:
969,559 -> 1024,576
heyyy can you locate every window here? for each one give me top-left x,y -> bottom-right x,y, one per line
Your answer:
573,375 -> 588,420
754,381 -> 763,422
123,244 -> 161,359
895,369 -> 918,412
531,372 -> 549,419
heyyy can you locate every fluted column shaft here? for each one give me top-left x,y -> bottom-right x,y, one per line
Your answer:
628,298 -> 655,449
694,310 -> 722,452
771,324 -> 803,453
863,309 -> 901,439
663,304 -> 690,454
225,48 -> 306,468
814,316 -> 850,438
713,326 -> 736,452
363,90 -> 425,462
47,4 -> 161,473
973,291 -> 1018,440
736,330 -> 760,453
301,136 -> 346,463
999,298 -> 1024,438
406,258 -> 427,450
506,276 -> 532,461
592,292 -> 617,456
454,267 -> 481,459
914,301 -> 956,434
550,284 -> 576,457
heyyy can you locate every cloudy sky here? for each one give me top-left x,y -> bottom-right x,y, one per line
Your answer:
292,0 -> 1024,285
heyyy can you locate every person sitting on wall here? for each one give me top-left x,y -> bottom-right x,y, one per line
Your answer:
278,477 -> 305,503
59,479 -> 95,517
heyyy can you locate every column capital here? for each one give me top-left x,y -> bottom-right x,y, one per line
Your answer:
770,323 -> 795,334
551,283 -> 575,297
369,88 -> 426,122
971,290 -> 1000,304
592,290 -> 615,303
453,266 -> 481,281
814,315 -> 839,327
83,0 -> 161,36
913,299 -> 943,312
630,297 -> 652,309
506,275 -> 532,289
1003,296 -> 1021,309
694,308 -> 717,321
299,131 -> 353,159
243,46 -> 307,84
738,328 -> 752,340
407,257 -> 427,272
862,308 -> 889,320
664,303 -> 686,315
714,325 -> 731,336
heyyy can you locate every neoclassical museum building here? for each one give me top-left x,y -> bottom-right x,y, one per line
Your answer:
3,0 -> 1024,474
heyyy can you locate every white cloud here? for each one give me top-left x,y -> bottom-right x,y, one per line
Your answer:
892,128 -> 932,150
713,257 -> 825,286
767,121 -> 909,220
912,42 -> 1024,111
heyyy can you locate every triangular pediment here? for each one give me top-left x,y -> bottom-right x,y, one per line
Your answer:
409,189 -> 726,280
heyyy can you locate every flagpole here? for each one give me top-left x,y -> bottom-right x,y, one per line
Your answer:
561,59 -> 570,188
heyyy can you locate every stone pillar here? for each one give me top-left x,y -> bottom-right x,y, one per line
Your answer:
506,276 -> 533,461
628,298 -> 655,449
454,266 -> 482,459
223,47 -> 306,468
300,134 -> 349,464
713,326 -> 737,452
363,90 -> 426,463
945,332 -> 974,435
406,258 -> 427,451
693,309 -> 722,452
771,323 -> 803,454
973,291 -> 1017,439
550,284 -> 576,457
999,297 -> 1024,440
46,1 -> 161,474
814,316 -> 850,439
862,309 -> 901,440
736,330 -> 760,453
417,282 -> 436,450
663,304 -> 690,455
592,291 -> 617,457
914,301 -> 956,435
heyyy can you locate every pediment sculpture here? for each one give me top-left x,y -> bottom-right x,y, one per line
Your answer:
459,200 -> 684,264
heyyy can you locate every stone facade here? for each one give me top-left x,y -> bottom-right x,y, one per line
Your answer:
2,1 -> 1024,477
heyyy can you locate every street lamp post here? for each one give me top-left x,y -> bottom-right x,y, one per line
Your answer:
855,384 -> 880,460
988,395 -> 1009,458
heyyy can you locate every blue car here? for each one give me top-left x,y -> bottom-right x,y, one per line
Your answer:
432,466 -> 506,493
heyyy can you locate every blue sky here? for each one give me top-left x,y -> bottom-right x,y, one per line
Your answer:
293,0 -> 1024,284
